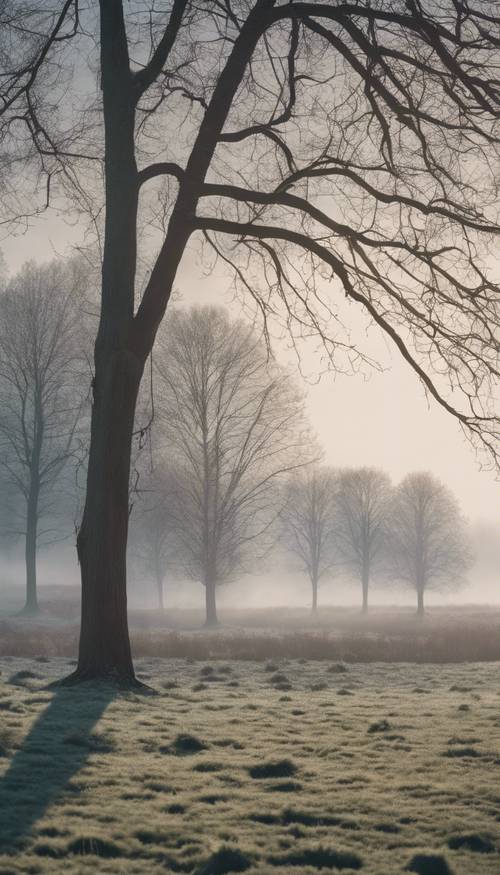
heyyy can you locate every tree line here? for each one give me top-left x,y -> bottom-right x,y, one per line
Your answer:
281,466 -> 472,618
0,259 -> 472,625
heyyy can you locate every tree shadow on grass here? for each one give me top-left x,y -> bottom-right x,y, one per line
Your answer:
0,683 -> 116,852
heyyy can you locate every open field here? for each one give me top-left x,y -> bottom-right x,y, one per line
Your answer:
0,657 -> 499,874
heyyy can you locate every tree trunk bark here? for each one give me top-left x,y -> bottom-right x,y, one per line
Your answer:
22,487 -> 39,615
205,577 -> 218,627
72,348 -> 144,683
61,1 -> 144,685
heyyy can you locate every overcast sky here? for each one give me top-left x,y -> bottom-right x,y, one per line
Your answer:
2,211 -> 498,533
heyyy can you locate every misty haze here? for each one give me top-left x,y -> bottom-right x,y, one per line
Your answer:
0,3 -> 499,875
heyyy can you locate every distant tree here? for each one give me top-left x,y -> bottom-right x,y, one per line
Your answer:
281,467 -> 336,612
0,260 -> 87,614
335,467 -> 392,613
388,472 -> 472,616
128,469 -> 177,611
155,305 -> 310,626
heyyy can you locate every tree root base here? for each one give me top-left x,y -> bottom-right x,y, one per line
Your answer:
48,670 -> 157,695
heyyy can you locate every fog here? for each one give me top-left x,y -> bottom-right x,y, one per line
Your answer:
0,515 -> 498,614
5,220 -> 498,526
1,214 -> 498,611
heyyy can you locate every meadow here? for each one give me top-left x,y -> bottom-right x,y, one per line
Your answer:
0,654 -> 499,875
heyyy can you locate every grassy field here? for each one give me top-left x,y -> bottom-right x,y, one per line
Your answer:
0,657 -> 499,874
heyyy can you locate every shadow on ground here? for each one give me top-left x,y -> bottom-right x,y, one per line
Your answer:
0,683 -> 115,851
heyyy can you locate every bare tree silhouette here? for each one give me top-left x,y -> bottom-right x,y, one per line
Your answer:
335,467 -> 392,613
388,471 -> 473,616
155,306 -> 310,626
128,468 -> 178,611
0,260 -> 87,614
281,467 -> 337,613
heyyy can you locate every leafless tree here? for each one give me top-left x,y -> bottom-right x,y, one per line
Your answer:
128,469 -> 177,611
335,467 -> 392,612
1,1 -> 499,680
0,259 -> 87,614
154,305 -> 310,626
388,471 -> 473,616
281,467 -> 336,612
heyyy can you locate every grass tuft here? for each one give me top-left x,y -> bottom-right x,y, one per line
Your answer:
197,846 -> 251,874
282,809 -> 357,829
368,719 -> 392,734
264,662 -> 279,672
248,758 -> 297,779
405,854 -> 453,875
269,672 -> 292,690
135,829 -> 167,845
443,746 -> 482,758
67,836 -> 123,858
172,733 -> 207,755
447,834 -> 495,853
269,847 -> 363,870
328,662 -> 349,674
33,842 -> 65,858
199,794 -> 228,805
373,822 -> 400,834
165,803 -> 186,814
192,760 -> 224,772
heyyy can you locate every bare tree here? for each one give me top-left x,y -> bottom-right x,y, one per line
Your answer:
0,259 -> 87,614
281,467 -> 336,613
1,2 -> 499,680
388,472 -> 473,616
154,305 -> 310,626
128,469 -> 177,611
335,467 -> 391,613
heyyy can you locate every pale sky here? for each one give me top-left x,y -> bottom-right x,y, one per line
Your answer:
2,210 -> 498,533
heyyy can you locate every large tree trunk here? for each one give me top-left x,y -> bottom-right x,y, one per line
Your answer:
73,349 -> 144,682
63,0 -> 265,683
62,1 -> 144,685
205,576 -> 218,627
22,486 -> 39,615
